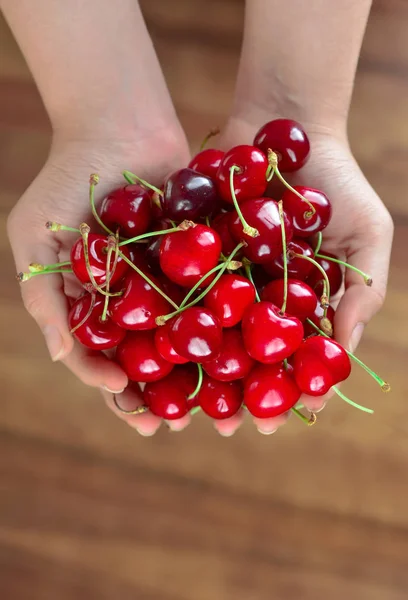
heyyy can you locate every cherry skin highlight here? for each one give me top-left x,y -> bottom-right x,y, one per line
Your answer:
154,321 -> 189,364
204,274 -> 256,327
253,118 -> 310,172
188,148 -> 225,179
203,328 -> 255,382
198,375 -> 243,420
162,167 -> 218,221
144,365 -> 198,420
261,279 -> 318,322
216,145 -> 268,204
169,306 -> 223,363
70,233 -> 130,287
244,363 -> 301,418
282,186 -> 332,237
116,330 -> 174,382
69,293 -> 126,350
99,184 -> 152,238
263,239 -> 315,280
307,252 -> 343,296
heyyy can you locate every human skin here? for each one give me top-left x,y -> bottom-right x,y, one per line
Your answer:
2,0 -> 393,436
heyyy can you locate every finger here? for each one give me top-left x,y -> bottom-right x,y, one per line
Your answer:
301,389 -> 335,413
103,383 -> 162,436
213,409 -> 245,437
252,411 -> 291,435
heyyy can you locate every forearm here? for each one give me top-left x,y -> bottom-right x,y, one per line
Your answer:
233,0 -> 372,135
1,0 -> 180,141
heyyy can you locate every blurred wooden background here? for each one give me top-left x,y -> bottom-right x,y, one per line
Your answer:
1,1 -> 408,598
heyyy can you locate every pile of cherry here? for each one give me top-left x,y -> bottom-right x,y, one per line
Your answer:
19,118 -> 390,425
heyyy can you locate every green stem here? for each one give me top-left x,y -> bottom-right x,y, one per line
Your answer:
70,292 -> 97,334
89,174 -> 114,236
45,222 -> 80,233
118,226 -> 180,247
17,268 -> 73,282
292,252 -> 330,314
314,232 -> 323,255
229,166 -> 259,237
291,407 -> 317,426
28,261 -> 71,273
332,386 -> 374,414
200,127 -> 220,151
190,406 -> 202,416
79,224 -> 122,297
101,239 -> 116,322
278,200 -> 288,314
315,253 -> 372,286
244,263 -> 261,302
188,364 -> 204,400
123,170 -> 164,197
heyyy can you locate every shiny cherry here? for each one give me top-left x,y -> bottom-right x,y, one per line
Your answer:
204,274 -> 255,327
216,145 -> 268,204
156,274 -> 185,306
198,375 -> 243,420
116,330 -> 173,382
127,243 -> 151,274
162,168 -> 218,221
110,271 -> 171,330
99,184 -> 152,238
203,328 -> 254,382
69,293 -> 126,350
261,279 -> 317,322
159,224 -> 221,288
242,301 -> 303,364
229,198 -> 293,264
282,186 -> 332,236
145,218 -> 175,274
307,252 -> 343,296
70,234 -> 130,287
244,363 -> 301,418
253,118 -> 310,172
293,336 -> 351,396
250,265 -> 273,296
303,303 -> 336,338
211,212 -> 241,257
263,239 -> 315,280
154,321 -> 189,364
188,148 -> 225,179
169,306 -> 223,363
144,366 -> 197,420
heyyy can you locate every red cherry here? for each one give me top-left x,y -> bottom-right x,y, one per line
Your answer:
261,279 -> 317,322
253,118 -> 310,172
263,239 -> 315,280
116,330 -> 173,382
162,168 -> 218,221
69,293 -> 126,350
127,243 -> 151,274
250,265 -> 273,296
229,198 -> 293,264
203,274 -> 255,327
159,224 -> 221,287
110,271 -> 171,330
282,186 -> 332,237
293,336 -> 351,396
145,218 -> 174,274
198,375 -> 243,420
216,145 -> 268,204
242,301 -> 304,364
244,363 -> 301,418
307,252 -> 343,296
203,329 -> 255,381
99,184 -> 152,238
156,274 -> 185,306
303,303 -> 336,338
211,212 -> 241,257
188,148 -> 225,179
70,234 -> 130,287
144,366 -> 197,420
169,307 -> 223,363
154,321 -> 189,364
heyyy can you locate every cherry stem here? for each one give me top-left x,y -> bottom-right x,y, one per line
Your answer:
292,252 -> 330,314
113,393 -> 149,415
305,318 -> 391,392
332,386 -> 374,414
291,407 -> 317,426
314,232 -> 323,255
267,150 -> 316,218
188,364 -> 204,400
70,292 -> 97,334
79,223 -> 122,298
156,243 -> 244,325
229,166 -> 259,237
28,261 -> 71,273
315,253 -> 373,286
17,268 -> 73,282
190,406 -> 202,415
283,358 -> 288,370
118,225 -> 183,247
200,127 -> 220,151
117,249 -> 179,310
101,235 -> 118,322
46,221 -> 80,233
243,262 -> 261,302
89,174 -> 115,236
122,170 -> 164,197
278,200 -> 288,314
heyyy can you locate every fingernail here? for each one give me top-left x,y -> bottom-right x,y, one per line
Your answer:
131,426 -> 155,437
257,427 -> 277,435
349,323 -> 365,352
164,421 -> 186,432
102,385 -> 125,394
315,401 -> 327,413
43,325 -> 64,361
217,430 -> 235,437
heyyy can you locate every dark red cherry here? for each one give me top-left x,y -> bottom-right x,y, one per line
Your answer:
116,330 -> 173,382
169,307 -> 223,363
145,218 -> 174,274
229,198 -> 293,264
110,271 -> 171,330
203,329 -> 255,382
211,212 -> 241,257
154,321 -> 189,364
144,366 -> 197,420
70,234 -> 130,287
204,274 -> 255,327
244,363 -> 301,418
282,186 -> 332,236
162,168 -> 218,221
99,184 -> 152,238
68,293 -> 126,350
307,252 -> 343,296
159,224 -> 221,288
253,118 -> 310,172
156,274 -> 185,306
127,243 -> 151,274
293,336 -> 351,396
250,265 -> 273,296
303,303 -> 336,338
216,145 -> 268,204
263,239 -> 315,280
242,301 -> 303,364
198,375 -> 243,420
188,148 -> 225,179
261,279 -> 317,322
